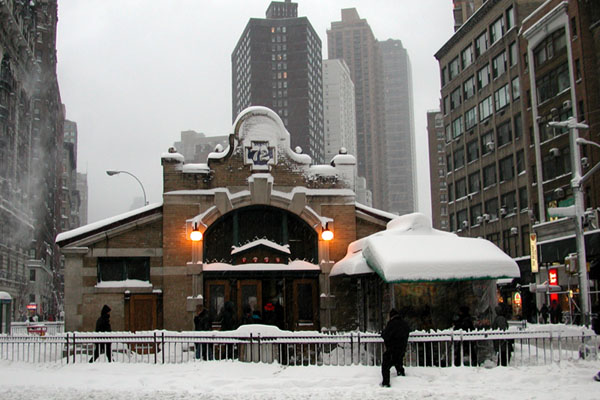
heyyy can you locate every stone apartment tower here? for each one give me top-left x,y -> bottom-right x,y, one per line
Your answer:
231,0 -> 325,163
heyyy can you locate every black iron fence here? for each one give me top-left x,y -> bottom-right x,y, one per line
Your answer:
0,328 -> 597,367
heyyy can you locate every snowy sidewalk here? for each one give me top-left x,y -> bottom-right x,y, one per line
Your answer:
2,359 -> 599,399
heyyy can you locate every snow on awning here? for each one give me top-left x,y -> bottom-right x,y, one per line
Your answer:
231,239 -> 291,255
203,260 -> 319,272
331,213 -> 520,283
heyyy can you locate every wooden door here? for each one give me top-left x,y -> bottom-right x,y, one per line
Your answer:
292,279 -> 318,330
129,294 -> 157,332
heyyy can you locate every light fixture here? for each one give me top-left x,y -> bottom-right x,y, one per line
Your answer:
321,223 -> 334,241
190,223 -> 203,241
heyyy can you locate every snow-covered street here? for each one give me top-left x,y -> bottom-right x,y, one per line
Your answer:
2,358 -> 599,400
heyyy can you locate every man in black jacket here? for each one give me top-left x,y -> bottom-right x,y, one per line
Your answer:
194,303 -> 212,360
381,308 -> 410,387
89,304 -> 112,363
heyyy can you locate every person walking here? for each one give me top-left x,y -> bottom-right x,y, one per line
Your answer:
193,303 -> 211,360
89,305 -> 112,363
381,309 -> 410,387
539,304 -> 549,324
492,305 -> 513,366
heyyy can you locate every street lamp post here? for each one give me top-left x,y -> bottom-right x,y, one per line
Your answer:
106,170 -> 148,206
547,117 -> 592,326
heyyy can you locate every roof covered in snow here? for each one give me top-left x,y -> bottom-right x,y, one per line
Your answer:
55,202 -> 163,246
331,213 -> 520,282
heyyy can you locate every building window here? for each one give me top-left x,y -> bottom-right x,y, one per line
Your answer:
461,45 -> 474,69
501,191 -> 517,213
494,84 -> 510,111
509,41 -> 518,66
519,186 -> 528,211
477,64 -> 490,89
506,6 -> 515,30
456,178 -> 467,199
475,31 -> 488,57
511,77 -> 520,100
483,164 -> 497,187
470,203 -> 482,224
29,269 -> 36,281
492,51 -> 507,79
469,171 -> 480,194
534,28 -> 566,67
454,147 -> 465,170
457,209 -> 468,229
443,96 -> 450,114
536,63 -> 570,104
481,130 -> 494,155
450,87 -> 461,110
479,96 -> 493,121
496,120 -> 512,147
514,113 -> 522,139
29,294 -> 36,304
542,146 -> 571,180
465,106 -> 477,130
499,155 -> 515,182
441,66 -> 448,87
452,116 -> 464,139
463,76 -> 476,100
485,197 -> 499,220
516,150 -> 525,174
448,183 -> 454,202
97,257 -> 150,282
449,57 -> 460,80
467,139 -> 479,162
490,16 -> 505,44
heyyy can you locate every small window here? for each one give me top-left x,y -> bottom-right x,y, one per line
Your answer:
97,257 -> 150,282
29,269 -> 36,282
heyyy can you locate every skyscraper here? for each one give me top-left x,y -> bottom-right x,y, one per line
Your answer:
231,0 -> 324,163
322,59 -> 356,163
327,9 -> 415,214
380,39 -> 416,215
327,8 -> 384,207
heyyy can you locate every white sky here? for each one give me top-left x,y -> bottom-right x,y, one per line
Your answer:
56,0 -> 454,223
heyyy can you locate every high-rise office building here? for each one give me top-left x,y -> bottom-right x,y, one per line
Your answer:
231,0 -> 324,163
327,9 -> 416,214
380,39 -> 416,215
427,110 -> 448,230
323,59 -> 356,163
0,0 -> 64,319
327,8 -> 385,207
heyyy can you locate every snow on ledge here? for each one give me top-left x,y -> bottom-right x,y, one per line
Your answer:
231,239 -> 290,255
161,152 -> 184,163
95,280 -> 152,288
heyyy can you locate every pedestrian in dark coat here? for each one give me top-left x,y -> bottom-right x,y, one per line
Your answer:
89,304 -> 112,363
194,304 -> 212,360
220,301 -> 237,331
381,309 -> 411,387
550,300 -> 561,324
539,304 -> 549,324
492,305 -> 513,366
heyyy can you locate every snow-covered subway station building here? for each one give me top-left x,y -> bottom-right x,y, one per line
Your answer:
56,107 -> 519,333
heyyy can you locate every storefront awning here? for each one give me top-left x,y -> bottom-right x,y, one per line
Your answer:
331,213 -> 520,283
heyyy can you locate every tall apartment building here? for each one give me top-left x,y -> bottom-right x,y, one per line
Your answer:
76,173 -> 88,226
327,10 -> 416,214
427,110 -> 448,230
433,0 -> 544,263
327,8 -> 385,208
0,0 -> 64,319
520,1 -> 600,311
173,130 -> 229,164
323,59 -> 356,163
380,40 -> 416,215
231,0 -> 324,163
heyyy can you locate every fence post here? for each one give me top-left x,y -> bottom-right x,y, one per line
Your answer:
66,333 -> 69,364
154,332 -> 157,364
357,332 -> 361,365
250,333 -> 253,362
72,333 -> 76,364
258,334 -> 261,363
161,332 -> 165,364
350,332 -> 354,365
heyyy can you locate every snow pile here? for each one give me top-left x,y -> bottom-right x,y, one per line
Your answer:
332,213 -> 520,282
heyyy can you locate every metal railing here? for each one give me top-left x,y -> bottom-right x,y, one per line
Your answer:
0,328 -> 597,367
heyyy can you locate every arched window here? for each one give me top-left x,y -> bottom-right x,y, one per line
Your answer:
203,205 -> 317,264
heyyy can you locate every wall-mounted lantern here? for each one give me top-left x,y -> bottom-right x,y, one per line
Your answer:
321,222 -> 334,241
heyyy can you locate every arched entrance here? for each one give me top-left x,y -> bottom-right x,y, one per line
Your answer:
202,205 -> 320,331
